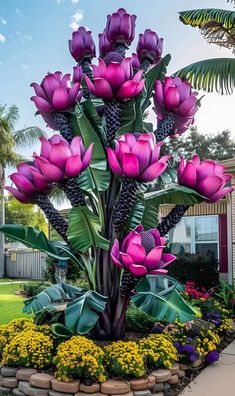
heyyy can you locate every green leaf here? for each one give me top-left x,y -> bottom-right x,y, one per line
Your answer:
143,54 -> 171,110
23,283 -> 83,314
51,323 -> 73,338
127,201 -> 145,231
179,8 -> 235,30
65,290 -> 108,334
132,288 -> 200,323
77,167 -> 110,192
144,183 -> 205,205
68,206 -> 110,252
0,224 -> 64,260
136,275 -> 185,294
142,204 -> 159,230
117,98 -> 136,136
81,99 -> 105,143
174,58 -> 235,95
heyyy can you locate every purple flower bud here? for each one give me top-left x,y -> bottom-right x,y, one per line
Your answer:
105,8 -> 136,47
137,29 -> 163,63
131,53 -> 140,69
205,350 -> 220,364
111,224 -> 176,277
178,155 -> 234,203
99,31 -> 113,58
69,26 -> 96,62
72,66 -> 83,83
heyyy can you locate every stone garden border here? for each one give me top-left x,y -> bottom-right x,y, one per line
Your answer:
0,363 -> 188,396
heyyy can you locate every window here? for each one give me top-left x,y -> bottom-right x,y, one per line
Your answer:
169,215 -> 219,258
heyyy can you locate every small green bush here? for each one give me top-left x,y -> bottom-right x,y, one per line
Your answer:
126,306 -> 155,333
168,253 -> 219,290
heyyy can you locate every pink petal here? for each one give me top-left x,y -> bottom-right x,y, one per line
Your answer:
178,157 -> 185,183
140,161 -> 165,182
151,142 -> 164,163
197,175 -> 223,197
106,147 -> 122,176
81,143 -> 93,170
130,264 -> 147,277
116,81 -> 137,100
134,79 -> 145,96
17,163 -> 35,179
196,161 -> 216,183
111,239 -> 123,268
192,154 -> 200,166
121,227 -> 143,252
119,253 -> 133,269
65,155 -> 83,178
32,172 -> 49,190
93,78 -> 113,100
68,83 -> 80,107
52,87 -> 69,111
106,63 -> 126,92
34,157 -> 64,182
49,143 -> 71,170
42,74 -> 60,100
5,187 -> 29,203
122,133 -> 137,150
126,242 -> 146,264
116,140 -> 131,163
122,153 -> 140,178
30,83 -> 47,100
178,96 -> 197,116
209,187 -> 234,203
181,162 -> 197,188
84,76 -> 97,96
177,80 -> 191,103
154,80 -> 164,106
70,136 -> 82,156
132,69 -> 144,83
132,139 -> 151,173
159,253 -> 177,268
31,96 -> 52,113
10,174 -> 35,194
165,86 -> 180,110
149,269 -> 168,275
144,246 -> 164,270
149,229 -> 161,247
40,137 -> 52,159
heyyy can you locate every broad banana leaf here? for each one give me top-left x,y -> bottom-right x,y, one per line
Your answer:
143,183 -> 205,205
179,9 -> 235,29
68,206 -> 110,252
136,275 -> 185,294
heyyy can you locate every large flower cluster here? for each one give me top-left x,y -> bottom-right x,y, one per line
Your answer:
1,330 -> 53,369
185,281 -> 210,300
54,336 -> 106,383
139,334 -> 178,369
104,341 -> 145,379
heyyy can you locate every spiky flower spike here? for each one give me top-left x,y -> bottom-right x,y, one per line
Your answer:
33,194 -> 69,242
104,100 -> 121,145
52,112 -> 75,144
157,204 -> 190,237
112,177 -> 138,232
155,112 -> 176,141
60,177 -> 85,207
111,225 -> 176,296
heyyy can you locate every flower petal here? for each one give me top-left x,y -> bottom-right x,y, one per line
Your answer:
159,253 -> 177,268
140,161 -> 165,182
119,252 -> 133,269
82,143 -> 93,170
126,242 -> 146,264
93,78 -> 114,100
52,87 -> 69,111
209,187 -> 234,202
122,153 -> 140,178
132,139 -> 151,173
181,162 -> 197,188
5,187 -> 29,203
106,147 -> 122,176
144,246 -> 164,270
49,142 -> 71,170
31,96 -> 52,113
197,175 -> 223,197
130,264 -> 147,277
65,155 -> 83,178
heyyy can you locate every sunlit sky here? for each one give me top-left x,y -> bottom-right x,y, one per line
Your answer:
0,0 -> 234,162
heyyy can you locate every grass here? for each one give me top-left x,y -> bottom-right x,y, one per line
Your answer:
0,283 -> 32,324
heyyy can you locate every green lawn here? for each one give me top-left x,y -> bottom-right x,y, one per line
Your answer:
0,283 -> 32,324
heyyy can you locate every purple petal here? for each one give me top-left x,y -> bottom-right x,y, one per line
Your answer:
178,157 -> 185,183
120,253 -> 133,269
165,87 -> 180,110
42,74 -> 60,101
10,173 -> 35,194
52,87 -> 69,111
34,157 -> 64,182
197,175 -> 222,197
177,81 -> 191,103
130,264 -> 147,277
154,80 -> 164,106
122,153 -> 140,178
151,142 -> 164,163
84,76 -> 97,96
40,137 -> 51,159
196,161 -> 216,183
181,162 -> 197,188
70,136 -> 83,156
126,242 -> 146,264
144,246 -> 164,270
82,143 -> 93,170
31,96 -> 52,113
5,187 -> 29,203
140,161 -> 165,182
111,239 -> 123,268
209,187 -> 234,202
49,143 -> 71,170
116,81 -> 137,100
68,83 -> 80,107
178,96 -> 197,116
149,269 -> 168,275
106,63 -> 126,92
65,155 -> 83,178
121,227 -> 143,252
30,83 -> 47,100
93,78 -> 113,100
132,139 -> 151,173
149,229 -> 161,247
106,147 -> 122,176
159,253 -> 177,268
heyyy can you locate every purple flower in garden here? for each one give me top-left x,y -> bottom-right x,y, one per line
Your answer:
72,66 -> 83,83
137,29 -> 163,63
69,27 -> 96,62
205,350 -> 220,364
6,162 -> 51,203
105,8 -> 136,47
84,58 -> 145,101
106,133 -> 170,182
31,71 -> 83,128
131,53 -> 140,69
154,76 -> 199,136
181,344 -> 196,353
189,353 -> 199,363
34,135 -> 93,182
178,154 -> 234,202
111,225 -> 176,277
99,31 -> 113,58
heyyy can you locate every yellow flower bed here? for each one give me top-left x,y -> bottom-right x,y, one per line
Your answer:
139,334 -> 178,369
54,336 -> 106,383
104,341 -> 145,379
1,329 -> 53,369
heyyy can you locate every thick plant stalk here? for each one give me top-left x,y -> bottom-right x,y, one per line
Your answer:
80,59 -> 93,100
120,270 -> 139,297
53,112 -> 74,143
114,43 -> 126,57
157,204 -> 190,236
60,178 -> 85,207
112,178 -> 138,232
33,194 -> 68,242
155,112 -> 176,141
104,100 -> 121,145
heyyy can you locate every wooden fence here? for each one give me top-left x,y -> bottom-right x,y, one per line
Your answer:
5,251 -> 47,280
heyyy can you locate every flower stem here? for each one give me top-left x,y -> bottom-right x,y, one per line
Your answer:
157,204 -> 190,236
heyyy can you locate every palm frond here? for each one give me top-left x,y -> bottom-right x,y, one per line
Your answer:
174,58 -> 235,94
13,126 -> 47,148
179,9 -> 235,52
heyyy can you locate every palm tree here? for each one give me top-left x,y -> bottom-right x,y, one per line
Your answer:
0,104 -> 46,277
175,6 -> 235,94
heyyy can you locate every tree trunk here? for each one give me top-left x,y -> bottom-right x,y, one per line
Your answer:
0,164 -> 5,277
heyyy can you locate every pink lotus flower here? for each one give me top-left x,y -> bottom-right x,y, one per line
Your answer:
154,76 -> 199,136
178,155 -> 234,202
105,8 -> 136,47
84,58 -> 144,101
111,225 -> 176,276
31,71 -> 82,114
69,27 -> 96,62
137,29 -> 163,63
106,133 -> 170,182
6,162 -> 51,203
99,31 -> 113,58
34,134 -> 93,182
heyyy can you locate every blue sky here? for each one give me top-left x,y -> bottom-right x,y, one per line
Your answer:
0,0 -> 234,150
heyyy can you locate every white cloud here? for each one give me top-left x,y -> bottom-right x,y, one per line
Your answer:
55,0 -> 64,4
23,34 -> 32,41
71,0 -> 79,3
0,33 -> 6,43
69,9 -> 84,30
21,64 -> 29,70
0,17 -> 7,25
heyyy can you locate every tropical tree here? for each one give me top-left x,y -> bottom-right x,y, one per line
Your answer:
0,8 -> 233,339
176,7 -> 235,94
0,104 -> 45,276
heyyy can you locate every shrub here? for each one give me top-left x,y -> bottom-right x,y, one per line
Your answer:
4,318 -> 36,342
22,282 -> 51,297
126,306 -> 155,333
44,257 -> 81,283
139,334 -> 178,369
54,336 -> 106,383
104,341 -> 145,379
168,253 -> 219,289
1,330 -> 53,369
